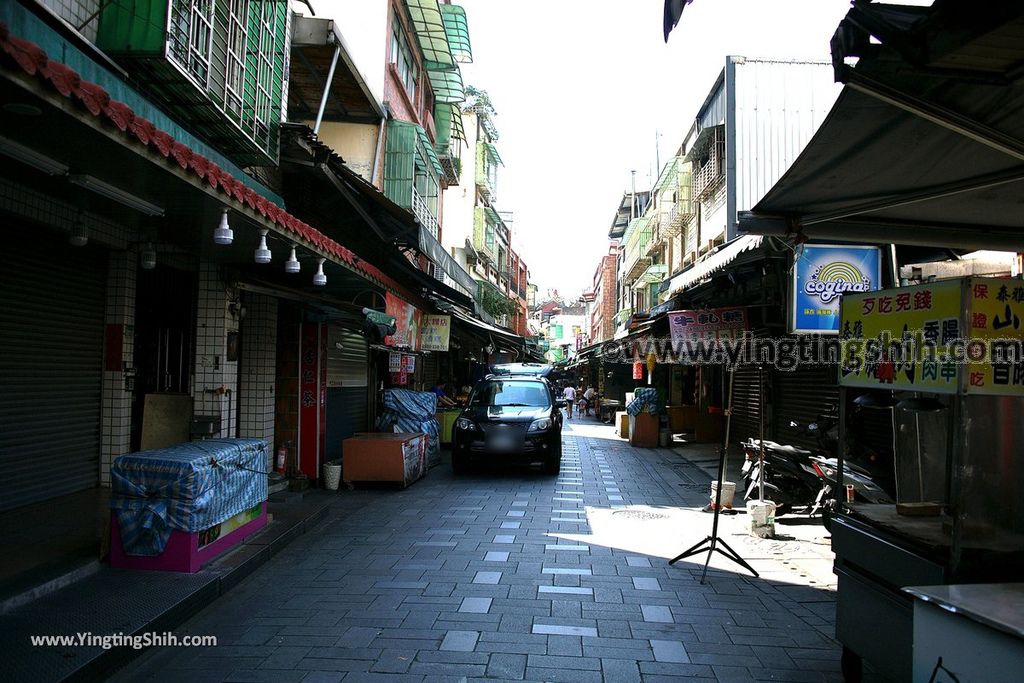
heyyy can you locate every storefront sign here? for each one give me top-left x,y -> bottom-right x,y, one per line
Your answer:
793,245 -> 881,334
668,307 -> 748,344
420,314 -> 451,351
839,280 -> 961,393
389,352 -> 415,385
966,278 -> 1024,396
385,292 -> 421,351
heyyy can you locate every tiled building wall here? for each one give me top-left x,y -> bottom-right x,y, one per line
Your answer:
238,292 -> 278,469
192,260 -> 240,438
100,251 -> 136,485
41,0 -> 102,42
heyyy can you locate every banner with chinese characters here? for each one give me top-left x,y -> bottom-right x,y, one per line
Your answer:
385,292 -> 421,351
792,245 -> 881,334
419,315 -> 451,352
840,280 -> 961,393
966,277 -> 1024,395
668,307 -> 748,344
389,352 -> 415,385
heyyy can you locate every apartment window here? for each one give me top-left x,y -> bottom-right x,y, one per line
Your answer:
390,17 -> 418,102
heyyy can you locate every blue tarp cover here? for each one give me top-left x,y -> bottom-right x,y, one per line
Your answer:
627,388 -> 661,416
110,439 -> 269,556
376,389 -> 441,467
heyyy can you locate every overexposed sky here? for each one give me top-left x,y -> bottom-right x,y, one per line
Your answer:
458,0 -> 854,297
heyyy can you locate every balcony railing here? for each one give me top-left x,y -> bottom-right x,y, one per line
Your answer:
691,128 -> 725,201
411,188 -> 438,239
622,217 -> 653,285
665,168 -> 693,237
614,308 -> 634,327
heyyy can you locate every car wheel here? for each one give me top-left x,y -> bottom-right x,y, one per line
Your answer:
452,452 -> 468,475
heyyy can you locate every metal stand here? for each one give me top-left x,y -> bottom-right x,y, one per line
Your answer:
668,368 -> 759,584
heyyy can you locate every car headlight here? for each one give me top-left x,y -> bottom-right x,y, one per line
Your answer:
455,417 -> 476,431
528,418 -> 552,433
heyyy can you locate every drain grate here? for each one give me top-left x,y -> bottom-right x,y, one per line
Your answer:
612,510 -> 669,520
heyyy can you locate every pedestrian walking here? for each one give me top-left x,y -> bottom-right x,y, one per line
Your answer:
562,384 -> 576,418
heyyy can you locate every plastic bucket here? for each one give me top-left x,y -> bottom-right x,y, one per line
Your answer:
322,461 -> 342,491
747,500 -> 777,538
710,480 -> 736,509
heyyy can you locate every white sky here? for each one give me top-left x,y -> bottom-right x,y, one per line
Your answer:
457,0 -> 855,298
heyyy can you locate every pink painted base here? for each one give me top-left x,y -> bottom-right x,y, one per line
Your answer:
110,502 -> 268,573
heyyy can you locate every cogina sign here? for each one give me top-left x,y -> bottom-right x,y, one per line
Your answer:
793,245 -> 881,334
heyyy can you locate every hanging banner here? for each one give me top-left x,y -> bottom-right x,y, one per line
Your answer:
966,277 -> 1024,396
668,307 -> 748,344
793,245 -> 882,334
420,314 -> 451,352
385,292 -> 421,351
298,323 -> 324,479
839,280 -> 962,393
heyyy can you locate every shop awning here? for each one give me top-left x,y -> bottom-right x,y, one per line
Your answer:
664,236 -> 764,296
415,224 -> 477,294
427,68 -> 466,105
483,142 -> 503,166
449,306 -> 522,343
406,0 -> 454,70
652,157 -> 679,195
632,263 -> 668,289
415,125 -> 444,177
737,2 -> 1024,252
441,5 -> 472,63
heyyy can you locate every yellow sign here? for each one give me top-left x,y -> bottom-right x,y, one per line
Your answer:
966,277 -> 1024,396
839,280 -> 962,393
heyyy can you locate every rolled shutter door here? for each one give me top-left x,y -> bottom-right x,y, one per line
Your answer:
772,364 -> 839,450
326,326 -> 369,460
0,231 -> 105,511
729,364 -> 763,445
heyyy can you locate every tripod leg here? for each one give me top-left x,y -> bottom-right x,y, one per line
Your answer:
668,536 -> 713,565
712,537 -> 760,577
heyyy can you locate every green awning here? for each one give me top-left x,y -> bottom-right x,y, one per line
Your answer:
485,206 -> 501,224
405,0 -> 454,70
653,157 -> 680,194
428,68 -> 466,104
441,5 -> 472,63
415,126 -> 444,177
484,142 -> 503,166
633,263 -> 668,288
450,104 -> 465,141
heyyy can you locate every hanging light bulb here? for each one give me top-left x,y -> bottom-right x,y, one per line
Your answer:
285,244 -> 300,273
313,258 -> 327,286
213,208 -> 233,245
140,242 -> 156,270
69,214 -> 88,246
254,229 -> 271,264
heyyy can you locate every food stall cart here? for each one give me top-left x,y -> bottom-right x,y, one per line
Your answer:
834,277 -> 1024,682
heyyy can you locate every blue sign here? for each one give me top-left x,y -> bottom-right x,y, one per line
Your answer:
793,245 -> 882,333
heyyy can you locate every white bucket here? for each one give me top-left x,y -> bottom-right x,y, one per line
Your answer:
710,480 -> 736,509
322,461 -> 342,491
747,500 -> 777,538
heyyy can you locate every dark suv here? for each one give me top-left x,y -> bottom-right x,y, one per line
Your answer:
451,376 -> 563,475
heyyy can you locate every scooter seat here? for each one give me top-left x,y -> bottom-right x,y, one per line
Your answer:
768,444 -> 813,456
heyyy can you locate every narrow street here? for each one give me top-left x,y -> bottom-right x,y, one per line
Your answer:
114,419 -> 841,683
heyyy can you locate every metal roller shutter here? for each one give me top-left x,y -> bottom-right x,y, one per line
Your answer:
0,232 -> 106,512
326,326 -> 368,460
729,365 -> 764,445
772,364 -> 840,450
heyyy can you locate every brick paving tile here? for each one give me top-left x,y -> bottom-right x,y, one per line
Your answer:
110,423 -> 843,683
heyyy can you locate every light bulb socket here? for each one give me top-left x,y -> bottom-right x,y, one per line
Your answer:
213,209 -> 233,245
68,225 -> 88,247
254,229 -> 271,264
141,242 -> 156,270
313,258 -> 326,286
285,245 -> 300,274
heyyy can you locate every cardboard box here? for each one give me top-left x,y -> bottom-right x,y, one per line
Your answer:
343,433 -> 426,488
615,411 -> 630,438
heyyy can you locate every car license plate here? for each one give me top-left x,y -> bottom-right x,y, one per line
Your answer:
741,461 -> 752,475
490,434 -> 517,451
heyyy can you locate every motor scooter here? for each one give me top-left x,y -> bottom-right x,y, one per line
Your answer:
741,416 -> 892,516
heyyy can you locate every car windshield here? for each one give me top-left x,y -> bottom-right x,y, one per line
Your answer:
469,381 -> 550,407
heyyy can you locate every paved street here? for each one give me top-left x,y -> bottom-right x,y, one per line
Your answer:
113,420 -> 843,683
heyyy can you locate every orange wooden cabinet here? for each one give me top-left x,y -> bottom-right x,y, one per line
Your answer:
628,413 -> 659,448
342,433 -> 426,488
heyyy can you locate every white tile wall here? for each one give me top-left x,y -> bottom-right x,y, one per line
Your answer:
238,292 -> 277,469
100,251 -> 136,485
192,260 -> 240,438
